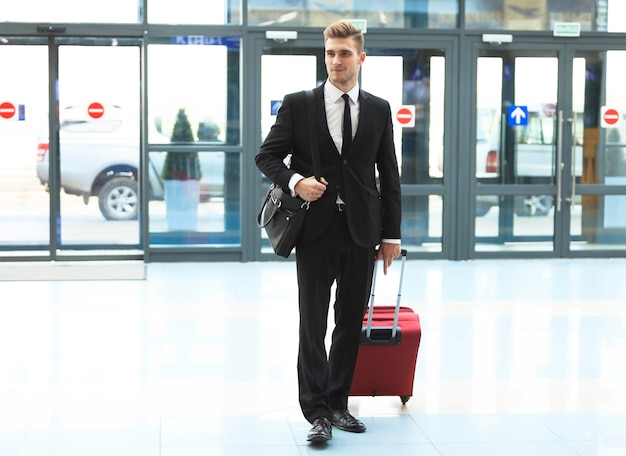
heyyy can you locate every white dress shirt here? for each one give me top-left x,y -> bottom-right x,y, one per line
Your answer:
324,81 -> 359,153
288,81 -> 400,245
288,81 -> 358,193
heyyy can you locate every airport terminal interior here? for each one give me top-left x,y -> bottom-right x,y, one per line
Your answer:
1,1 -> 626,455
1,256 -> 625,455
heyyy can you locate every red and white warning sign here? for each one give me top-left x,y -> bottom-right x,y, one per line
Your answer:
395,105 -> 415,128
601,106 -> 620,128
87,102 -> 105,119
0,101 -> 16,119
542,103 -> 556,118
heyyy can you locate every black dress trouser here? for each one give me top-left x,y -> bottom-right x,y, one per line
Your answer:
295,209 -> 376,423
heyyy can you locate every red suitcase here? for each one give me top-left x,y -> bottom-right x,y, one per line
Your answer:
350,250 -> 421,404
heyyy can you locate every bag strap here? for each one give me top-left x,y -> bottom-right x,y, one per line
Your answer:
305,89 -> 321,181
256,183 -> 277,228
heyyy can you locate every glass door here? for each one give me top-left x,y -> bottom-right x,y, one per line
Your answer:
54,38 -> 142,254
0,37 -> 144,260
472,42 -> 626,256
569,49 -> 626,253
253,33 -> 455,259
473,48 -> 569,253
146,36 -> 242,250
254,41 -> 318,258
0,38 -> 50,255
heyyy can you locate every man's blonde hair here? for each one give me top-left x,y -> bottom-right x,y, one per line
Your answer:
323,20 -> 364,54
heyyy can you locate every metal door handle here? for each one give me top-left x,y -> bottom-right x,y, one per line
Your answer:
556,110 -> 564,212
570,113 -> 578,206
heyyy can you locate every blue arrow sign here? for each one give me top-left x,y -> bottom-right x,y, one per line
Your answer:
270,100 -> 282,116
508,105 -> 528,126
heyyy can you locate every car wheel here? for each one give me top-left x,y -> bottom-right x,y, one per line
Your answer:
98,177 -> 138,221
515,195 -> 553,217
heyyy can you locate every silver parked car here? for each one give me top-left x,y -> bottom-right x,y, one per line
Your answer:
36,105 -> 224,221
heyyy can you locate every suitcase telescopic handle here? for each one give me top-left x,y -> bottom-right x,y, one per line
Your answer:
365,249 -> 407,340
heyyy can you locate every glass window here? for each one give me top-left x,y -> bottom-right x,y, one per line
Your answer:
571,193 -> 626,250
362,54 -> 445,181
147,37 -> 241,246
260,54 -> 317,141
361,51 -> 446,253
148,150 -> 241,245
148,0 -> 241,25
0,0 -> 244,24
604,51 -> 626,182
55,43 -> 143,245
607,0 -> 626,32
475,56 -> 563,182
248,0 -> 458,28
1,0 -> 139,23
148,37 -> 240,146
0,44 -> 50,249
465,0 -> 600,32
476,57 -> 503,179
475,195 -> 556,251
258,50 -> 319,255
402,195 -> 443,252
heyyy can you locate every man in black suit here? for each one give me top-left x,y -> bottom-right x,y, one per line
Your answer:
255,20 -> 401,443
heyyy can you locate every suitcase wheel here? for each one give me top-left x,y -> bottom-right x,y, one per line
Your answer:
400,395 -> 411,404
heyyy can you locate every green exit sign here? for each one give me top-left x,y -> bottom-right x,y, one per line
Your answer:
553,22 -> 581,37
345,19 -> 367,33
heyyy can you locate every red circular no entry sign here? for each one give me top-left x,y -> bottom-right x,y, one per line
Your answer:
0,101 -> 16,119
87,102 -> 105,119
396,107 -> 414,125
603,108 -> 620,126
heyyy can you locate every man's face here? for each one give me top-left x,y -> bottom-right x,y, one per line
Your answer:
324,36 -> 365,91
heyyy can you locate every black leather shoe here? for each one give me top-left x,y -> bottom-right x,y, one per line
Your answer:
307,417 -> 332,443
331,410 -> 367,433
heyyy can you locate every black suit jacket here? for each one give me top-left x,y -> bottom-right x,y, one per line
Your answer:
256,83 -> 401,248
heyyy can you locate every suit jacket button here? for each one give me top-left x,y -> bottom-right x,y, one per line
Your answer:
343,160 -> 347,165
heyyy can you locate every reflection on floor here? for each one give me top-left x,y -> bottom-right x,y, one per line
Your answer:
1,258 -> 625,455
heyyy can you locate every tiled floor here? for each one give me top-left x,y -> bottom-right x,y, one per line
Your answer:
1,257 -> 625,455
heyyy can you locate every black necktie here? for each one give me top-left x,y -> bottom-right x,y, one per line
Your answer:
342,93 -> 352,154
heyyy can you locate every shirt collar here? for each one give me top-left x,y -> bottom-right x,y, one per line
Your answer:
325,80 -> 359,103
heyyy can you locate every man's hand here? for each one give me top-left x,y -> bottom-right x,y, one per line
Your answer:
295,176 -> 328,202
376,242 -> 401,275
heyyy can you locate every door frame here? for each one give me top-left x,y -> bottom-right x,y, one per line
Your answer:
561,39 -> 626,258
460,33 -> 626,259
247,30 -> 461,261
48,36 -> 145,260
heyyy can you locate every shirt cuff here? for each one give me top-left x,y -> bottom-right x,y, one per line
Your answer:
289,173 -> 305,197
381,239 -> 401,244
